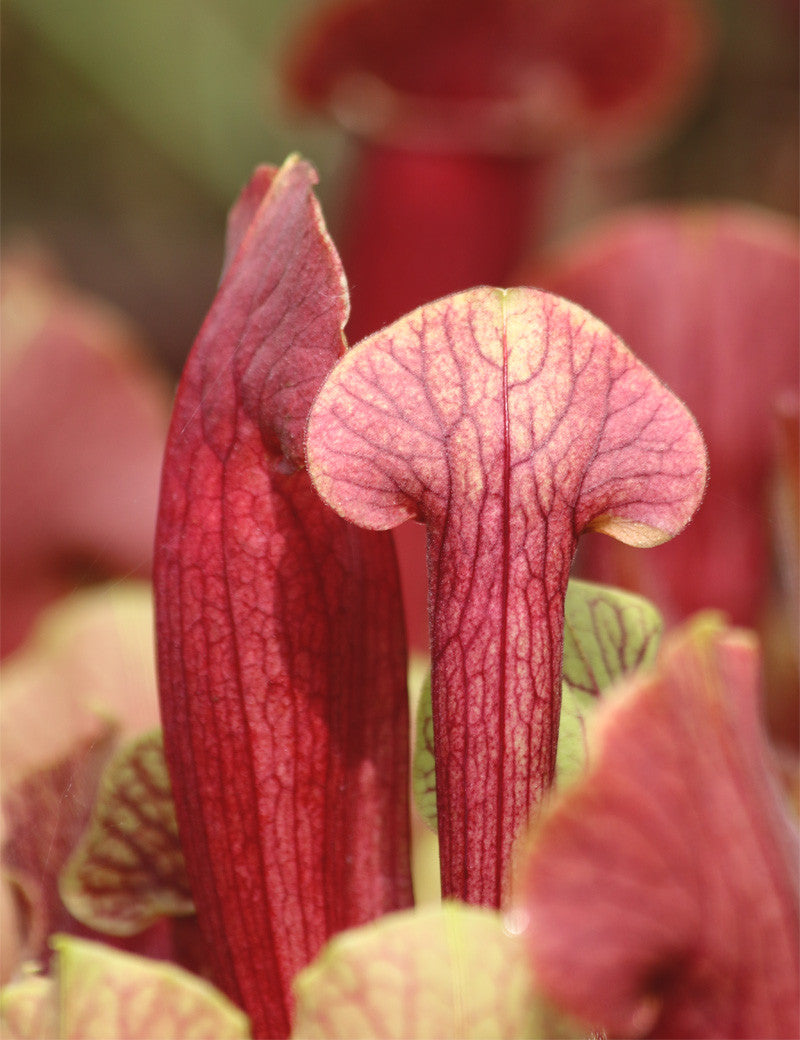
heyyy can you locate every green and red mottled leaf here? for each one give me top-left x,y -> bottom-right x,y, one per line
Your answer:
521,615 -> 800,1038
154,155 -> 412,1038
412,579 -> 663,826
291,901 -> 545,1040
308,286 -> 706,906
0,936 -> 250,1040
411,674 -> 437,831
60,731 -> 193,937
1,582 -> 160,789
557,579 -> 662,788
0,583 -> 165,980
561,579 -> 662,698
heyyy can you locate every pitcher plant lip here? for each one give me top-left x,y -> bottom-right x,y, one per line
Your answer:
307,284 -> 707,907
524,203 -> 800,628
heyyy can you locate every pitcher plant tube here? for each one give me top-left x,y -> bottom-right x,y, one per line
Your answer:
307,286 -> 707,905
154,155 -> 707,1033
154,157 -> 412,1040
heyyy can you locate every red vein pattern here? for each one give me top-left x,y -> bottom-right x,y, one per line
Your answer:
154,156 -> 412,1038
521,618 -> 800,1038
54,935 -> 250,1039
532,205 -> 800,627
308,286 -> 706,906
60,730 -> 194,936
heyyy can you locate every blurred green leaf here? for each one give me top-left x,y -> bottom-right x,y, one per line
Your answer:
6,0 -> 335,200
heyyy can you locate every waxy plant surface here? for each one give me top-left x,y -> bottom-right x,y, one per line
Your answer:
154,158 -> 411,1039
307,286 -> 706,905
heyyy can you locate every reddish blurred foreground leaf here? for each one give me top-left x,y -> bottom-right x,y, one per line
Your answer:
1,726 -> 117,971
0,936 -> 249,1040
308,286 -> 706,907
154,156 -> 411,1038
521,615 -> 800,1038
0,250 -> 171,657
